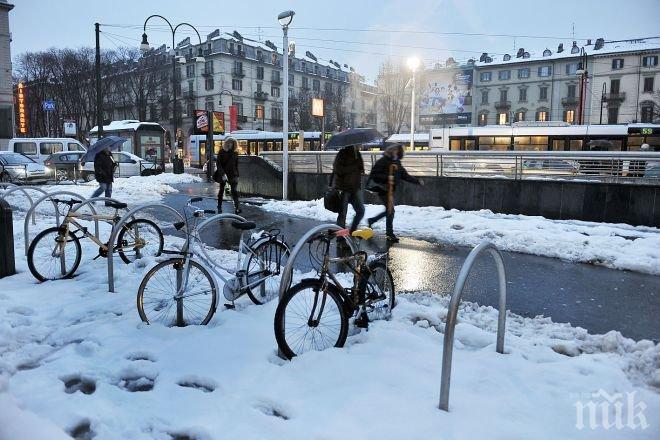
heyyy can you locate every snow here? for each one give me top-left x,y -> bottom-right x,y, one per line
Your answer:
259,198 -> 660,275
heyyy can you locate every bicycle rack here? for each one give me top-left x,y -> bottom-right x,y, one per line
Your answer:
0,184 -> 49,226
22,191 -> 93,256
278,223 -> 358,299
107,203 -> 186,293
439,240 -> 507,412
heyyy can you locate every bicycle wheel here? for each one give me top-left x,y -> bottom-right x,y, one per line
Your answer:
274,279 -> 348,359
245,238 -> 290,305
137,258 -> 217,326
117,219 -> 164,264
365,262 -> 396,322
27,227 -> 82,282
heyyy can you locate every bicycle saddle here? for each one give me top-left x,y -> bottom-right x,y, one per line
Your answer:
106,201 -> 128,210
351,228 -> 374,240
231,220 -> 256,230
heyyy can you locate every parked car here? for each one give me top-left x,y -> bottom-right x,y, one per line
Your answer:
7,138 -> 87,164
80,151 -> 161,182
43,151 -> 86,182
0,151 -> 52,184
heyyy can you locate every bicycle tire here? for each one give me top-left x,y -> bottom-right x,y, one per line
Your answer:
116,219 -> 164,264
137,258 -> 217,326
27,227 -> 82,282
365,262 -> 396,322
245,238 -> 290,305
274,279 -> 348,359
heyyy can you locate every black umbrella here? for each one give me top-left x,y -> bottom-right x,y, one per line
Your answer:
588,139 -> 613,151
324,128 -> 384,150
81,136 -> 128,163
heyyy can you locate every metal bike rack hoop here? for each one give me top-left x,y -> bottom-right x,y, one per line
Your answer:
278,223 -> 358,298
439,240 -> 507,412
0,185 -> 49,225
22,190 -> 91,256
107,203 -> 186,293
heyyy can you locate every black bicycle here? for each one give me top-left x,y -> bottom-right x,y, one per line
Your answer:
274,228 -> 395,359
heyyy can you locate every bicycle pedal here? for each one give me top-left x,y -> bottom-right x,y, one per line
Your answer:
354,313 -> 370,329
224,303 -> 236,310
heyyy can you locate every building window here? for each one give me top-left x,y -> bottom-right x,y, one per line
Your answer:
611,58 -> 624,70
536,110 -> 548,122
643,77 -> 654,93
289,73 -> 294,86
567,84 -> 576,98
564,110 -> 575,124
302,77 -> 309,89
498,70 -> 511,80
499,89 -> 508,102
608,106 -> 619,124
325,82 -> 333,93
257,66 -> 264,80
232,79 -> 242,91
205,77 -> 214,91
480,71 -> 492,82
204,60 -> 213,75
641,104 -> 654,123
497,112 -> 508,125
514,111 -> 525,122
186,64 -> 195,78
519,88 -> 527,102
205,99 -> 214,111
271,87 -> 280,97
565,63 -> 578,75
313,79 -> 320,92
539,86 -> 548,101
233,102 -> 244,116
481,90 -> 489,104
272,107 -> 282,119
518,68 -> 530,79
610,79 -> 620,94
538,66 -> 552,77
256,83 -> 263,93
478,113 -> 487,126
642,56 -> 658,67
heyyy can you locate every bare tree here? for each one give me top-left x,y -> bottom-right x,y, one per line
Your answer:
376,60 -> 410,135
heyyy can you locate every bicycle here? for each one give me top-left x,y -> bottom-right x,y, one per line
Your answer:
136,197 -> 290,327
27,198 -> 164,282
274,227 -> 395,359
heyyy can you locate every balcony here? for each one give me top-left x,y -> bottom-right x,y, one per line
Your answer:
237,115 -> 248,123
561,96 -> 578,107
605,92 -> 626,103
494,100 -> 511,110
254,91 -> 269,101
202,69 -> 213,77
271,75 -> 283,85
270,118 -> 283,127
232,68 -> 245,78
301,83 -> 310,90
229,48 -> 245,58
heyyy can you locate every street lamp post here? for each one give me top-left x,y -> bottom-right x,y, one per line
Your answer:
140,15 -> 204,165
278,10 -> 295,200
575,48 -> 588,125
599,82 -> 607,125
407,57 -> 420,151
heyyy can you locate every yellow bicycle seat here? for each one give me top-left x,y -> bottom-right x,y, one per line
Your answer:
351,228 -> 374,240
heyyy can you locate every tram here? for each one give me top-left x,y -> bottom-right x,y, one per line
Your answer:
429,122 -> 660,152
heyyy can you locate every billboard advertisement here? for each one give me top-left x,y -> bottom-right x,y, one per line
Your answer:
419,69 -> 473,126
194,110 -> 225,135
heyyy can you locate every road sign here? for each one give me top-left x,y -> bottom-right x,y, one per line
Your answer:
42,100 -> 55,111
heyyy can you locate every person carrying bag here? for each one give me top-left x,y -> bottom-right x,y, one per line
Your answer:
324,172 -> 342,213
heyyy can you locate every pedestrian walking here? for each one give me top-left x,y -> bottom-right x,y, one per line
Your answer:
215,136 -> 241,213
332,144 -> 365,232
366,144 -> 423,242
90,148 -> 116,201
629,143 -> 651,178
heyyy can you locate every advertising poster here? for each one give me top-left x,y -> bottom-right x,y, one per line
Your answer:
419,69 -> 473,126
194,110 -> 225,135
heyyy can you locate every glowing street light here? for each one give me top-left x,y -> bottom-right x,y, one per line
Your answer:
407,57 -> 421,151
278,10 -> 295,200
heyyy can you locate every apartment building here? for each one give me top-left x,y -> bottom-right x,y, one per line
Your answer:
0,0 -> 14,149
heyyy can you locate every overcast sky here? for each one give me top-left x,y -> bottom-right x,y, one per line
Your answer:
8,0 -> 660,80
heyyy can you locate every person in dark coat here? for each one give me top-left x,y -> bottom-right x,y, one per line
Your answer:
367,144 -> 423,242
216,136 -> 241,213
332,144 -> 365,232
91,148 -> 116,200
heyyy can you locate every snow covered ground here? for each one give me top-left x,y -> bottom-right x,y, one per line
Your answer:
0,176 -> 658,439
259,198 -> 660,276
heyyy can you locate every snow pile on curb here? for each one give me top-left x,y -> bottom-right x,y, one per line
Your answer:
0,213 -> 658,438
259,199 -> 660,275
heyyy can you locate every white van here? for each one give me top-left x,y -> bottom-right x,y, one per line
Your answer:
7,138 -> 87,164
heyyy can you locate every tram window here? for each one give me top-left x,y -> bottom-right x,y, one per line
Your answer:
646,136 -> 660,149
514,136 -> 547,151
627,136 -> 643,151
465,139 -> 476,150
237,140 -> 248,154
214,141 -> 222,155
609,140 -> 622,151
478,137 -> 494,150
569,140 -> 583,151
552,140 -> 565,151
450,139 -> 461,150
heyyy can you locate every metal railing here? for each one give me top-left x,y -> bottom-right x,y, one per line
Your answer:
260,151 -> 660,185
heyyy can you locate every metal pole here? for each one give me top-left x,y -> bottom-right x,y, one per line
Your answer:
410,69 -> 416,150
172,35 -> 178,159
282,26 -> 289,200
600,82 -> 606,125
95,23 -> 104,138
206,110 -> 214,182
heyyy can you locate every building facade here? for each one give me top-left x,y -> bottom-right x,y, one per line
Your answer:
0,0 -> 14,149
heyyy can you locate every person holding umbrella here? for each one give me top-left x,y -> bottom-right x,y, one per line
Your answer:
215,136 -> 241,214
81,136 -> 126,202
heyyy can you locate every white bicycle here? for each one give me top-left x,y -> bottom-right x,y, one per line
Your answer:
136,197 -> 290,326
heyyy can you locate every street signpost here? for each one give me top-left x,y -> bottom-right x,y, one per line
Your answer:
42,100 -> 55,137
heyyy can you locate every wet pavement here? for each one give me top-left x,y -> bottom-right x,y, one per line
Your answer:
162,182 -> 660,342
